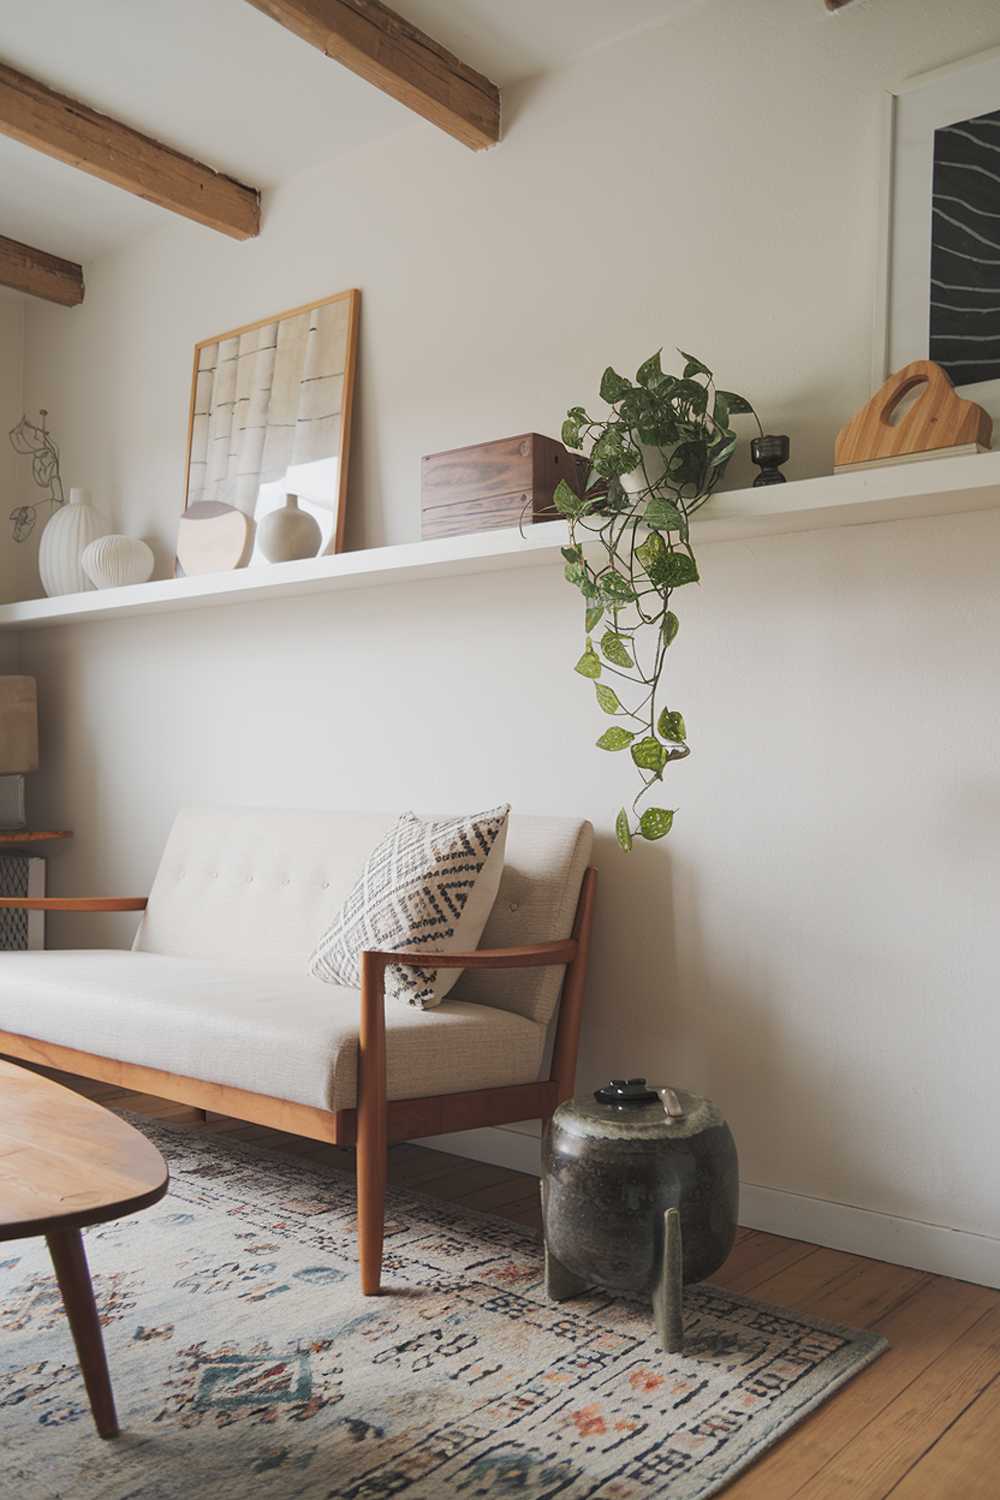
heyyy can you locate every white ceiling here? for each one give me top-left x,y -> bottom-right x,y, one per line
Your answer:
0,0 -> 682,264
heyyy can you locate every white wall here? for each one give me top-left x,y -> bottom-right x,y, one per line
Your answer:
13,0 -> 1000,1280
0,296 -> 23,606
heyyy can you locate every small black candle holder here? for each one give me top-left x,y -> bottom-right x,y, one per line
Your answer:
751,434 -> 790,486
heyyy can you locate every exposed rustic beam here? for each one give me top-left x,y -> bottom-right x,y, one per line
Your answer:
0,62 -> 260,240
244,0 -> 500,151
0,234 -> 83,306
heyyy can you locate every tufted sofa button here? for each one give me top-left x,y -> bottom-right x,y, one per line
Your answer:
508,901 -> 520,912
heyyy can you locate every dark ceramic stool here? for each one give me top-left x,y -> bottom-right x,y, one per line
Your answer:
541,1080 -> 739,1352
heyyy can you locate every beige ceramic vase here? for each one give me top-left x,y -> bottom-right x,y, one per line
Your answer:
258,494 -> 321,563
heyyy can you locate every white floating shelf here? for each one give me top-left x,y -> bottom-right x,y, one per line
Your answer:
2,449 -> 998,631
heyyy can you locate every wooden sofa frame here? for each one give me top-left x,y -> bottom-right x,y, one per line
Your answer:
0,867 -> 596,1295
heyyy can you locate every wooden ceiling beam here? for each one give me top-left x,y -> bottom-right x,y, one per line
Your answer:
0,62 -> 260,240
0,234 -> 83,306
244,0 -> 500,151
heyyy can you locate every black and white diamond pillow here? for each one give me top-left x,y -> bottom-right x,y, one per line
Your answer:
309,804 -> 510,1009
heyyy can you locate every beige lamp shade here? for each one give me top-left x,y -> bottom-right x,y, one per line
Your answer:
0,678 -> 39,774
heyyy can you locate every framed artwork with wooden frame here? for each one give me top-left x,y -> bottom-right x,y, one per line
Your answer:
873,49 -> 1000,438
178,289 -> 360,574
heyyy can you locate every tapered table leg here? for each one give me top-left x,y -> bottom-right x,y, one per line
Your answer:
46,1228 -> 119,1439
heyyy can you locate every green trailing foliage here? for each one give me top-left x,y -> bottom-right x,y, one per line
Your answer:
556,349 -> 760,850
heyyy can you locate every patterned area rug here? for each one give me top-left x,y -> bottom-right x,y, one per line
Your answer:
0,1118 -> 885,1499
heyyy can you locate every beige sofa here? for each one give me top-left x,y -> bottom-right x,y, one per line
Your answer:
0,806 -> 596,1293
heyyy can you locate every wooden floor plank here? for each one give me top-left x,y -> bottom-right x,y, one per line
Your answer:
790,1303 -> 1000,1498
710,1230 -> 816,1295
889,1366 -> 1000,1499
457,1176 -> 540,1212
744,1246 -> 866,1311
723,1275 -> 999,1498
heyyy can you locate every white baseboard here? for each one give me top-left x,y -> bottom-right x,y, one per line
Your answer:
414,1126 -> 1000,1289
739,1182 -> 1000,1290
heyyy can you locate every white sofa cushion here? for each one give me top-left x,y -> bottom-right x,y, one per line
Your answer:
133,807 -> 592,1025
0,951 -> 546,1113
309,805 -> 509,1009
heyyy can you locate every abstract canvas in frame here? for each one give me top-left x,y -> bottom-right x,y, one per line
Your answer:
180,289 -> 360,570
877,49 -> 1000,437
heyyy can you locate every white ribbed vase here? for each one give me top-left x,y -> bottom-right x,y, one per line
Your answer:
81,534 -> 155,590
38,488 -> 111,596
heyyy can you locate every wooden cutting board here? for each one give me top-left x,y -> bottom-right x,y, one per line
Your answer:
834,360 -> 992,470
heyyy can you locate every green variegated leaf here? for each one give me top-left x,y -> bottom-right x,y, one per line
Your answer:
561,407 -> 587,449
595,683 -> 622,714
635,350 -> 663,388
709,434 -> 738,468
679,349 -> 712,380
639,807 -> 675,840
717,390 -> 755,415
600,366 -> 632,403
657,708 -> 687,742
631,736 -> 667,774
553,479 -> 582,516
596,726 -> 635,751
584,604 -> 604,632
601,630 -> 634,668
643,497 -> 686,532
651,551 -> 699,588
615,807 -> 633,852
562,545 -> 582,563
574,640 -> 601,679
600,571 -> 637,604
662,611 -> 680,645
635,531 -> 666,572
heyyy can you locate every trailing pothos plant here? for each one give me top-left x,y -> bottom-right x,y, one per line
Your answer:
556,350 -> 760,851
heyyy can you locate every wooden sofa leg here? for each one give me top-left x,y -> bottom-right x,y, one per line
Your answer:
358,952 -> 388,1295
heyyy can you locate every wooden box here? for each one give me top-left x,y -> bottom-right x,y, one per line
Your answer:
421,433 -> 582,540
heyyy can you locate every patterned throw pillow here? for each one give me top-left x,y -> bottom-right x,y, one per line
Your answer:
309,804 -> 510,1009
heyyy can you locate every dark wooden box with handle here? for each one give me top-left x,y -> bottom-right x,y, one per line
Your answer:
421,432 -> 583,540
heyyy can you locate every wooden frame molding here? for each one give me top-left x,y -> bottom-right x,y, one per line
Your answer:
0,62 -> 260,240
0,234 -> 83,306
0,897 -> 147,913
0,866 -> 597,1297
181,288 -> 361,558
244,0 -> 500,150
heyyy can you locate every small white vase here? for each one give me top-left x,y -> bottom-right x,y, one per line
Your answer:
257,494 -> 321,563
620,442 -> 671,497
81,534 -> 155,590
38,487 -> 111,597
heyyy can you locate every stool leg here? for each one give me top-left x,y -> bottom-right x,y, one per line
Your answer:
540,1183 -> 589,1302
653,1207 -> 684,1353
46,1229 -> 119,1439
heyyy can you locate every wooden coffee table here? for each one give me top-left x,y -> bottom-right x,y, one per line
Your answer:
0,1058 -> 168,1438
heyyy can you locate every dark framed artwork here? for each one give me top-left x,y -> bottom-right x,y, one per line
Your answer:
875,48 -> 1000,435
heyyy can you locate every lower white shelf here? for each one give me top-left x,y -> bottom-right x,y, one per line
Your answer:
1,448 -> 998,630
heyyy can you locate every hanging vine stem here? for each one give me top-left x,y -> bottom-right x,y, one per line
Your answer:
8,409 -> 65,543
554,348 -> 762,851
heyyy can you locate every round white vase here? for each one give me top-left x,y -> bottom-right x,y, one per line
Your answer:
620,441 -> 671,497
81,534 -> 155,590
258,494 -> 321,563
38,487 -> 111,596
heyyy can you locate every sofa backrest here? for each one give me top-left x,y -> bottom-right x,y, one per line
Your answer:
135,806 -> 593,1024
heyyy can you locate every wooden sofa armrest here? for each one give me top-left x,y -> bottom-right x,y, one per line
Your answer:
353,936 -> 580,1294
361,938 -> 577,973
0,897 -> 148,912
